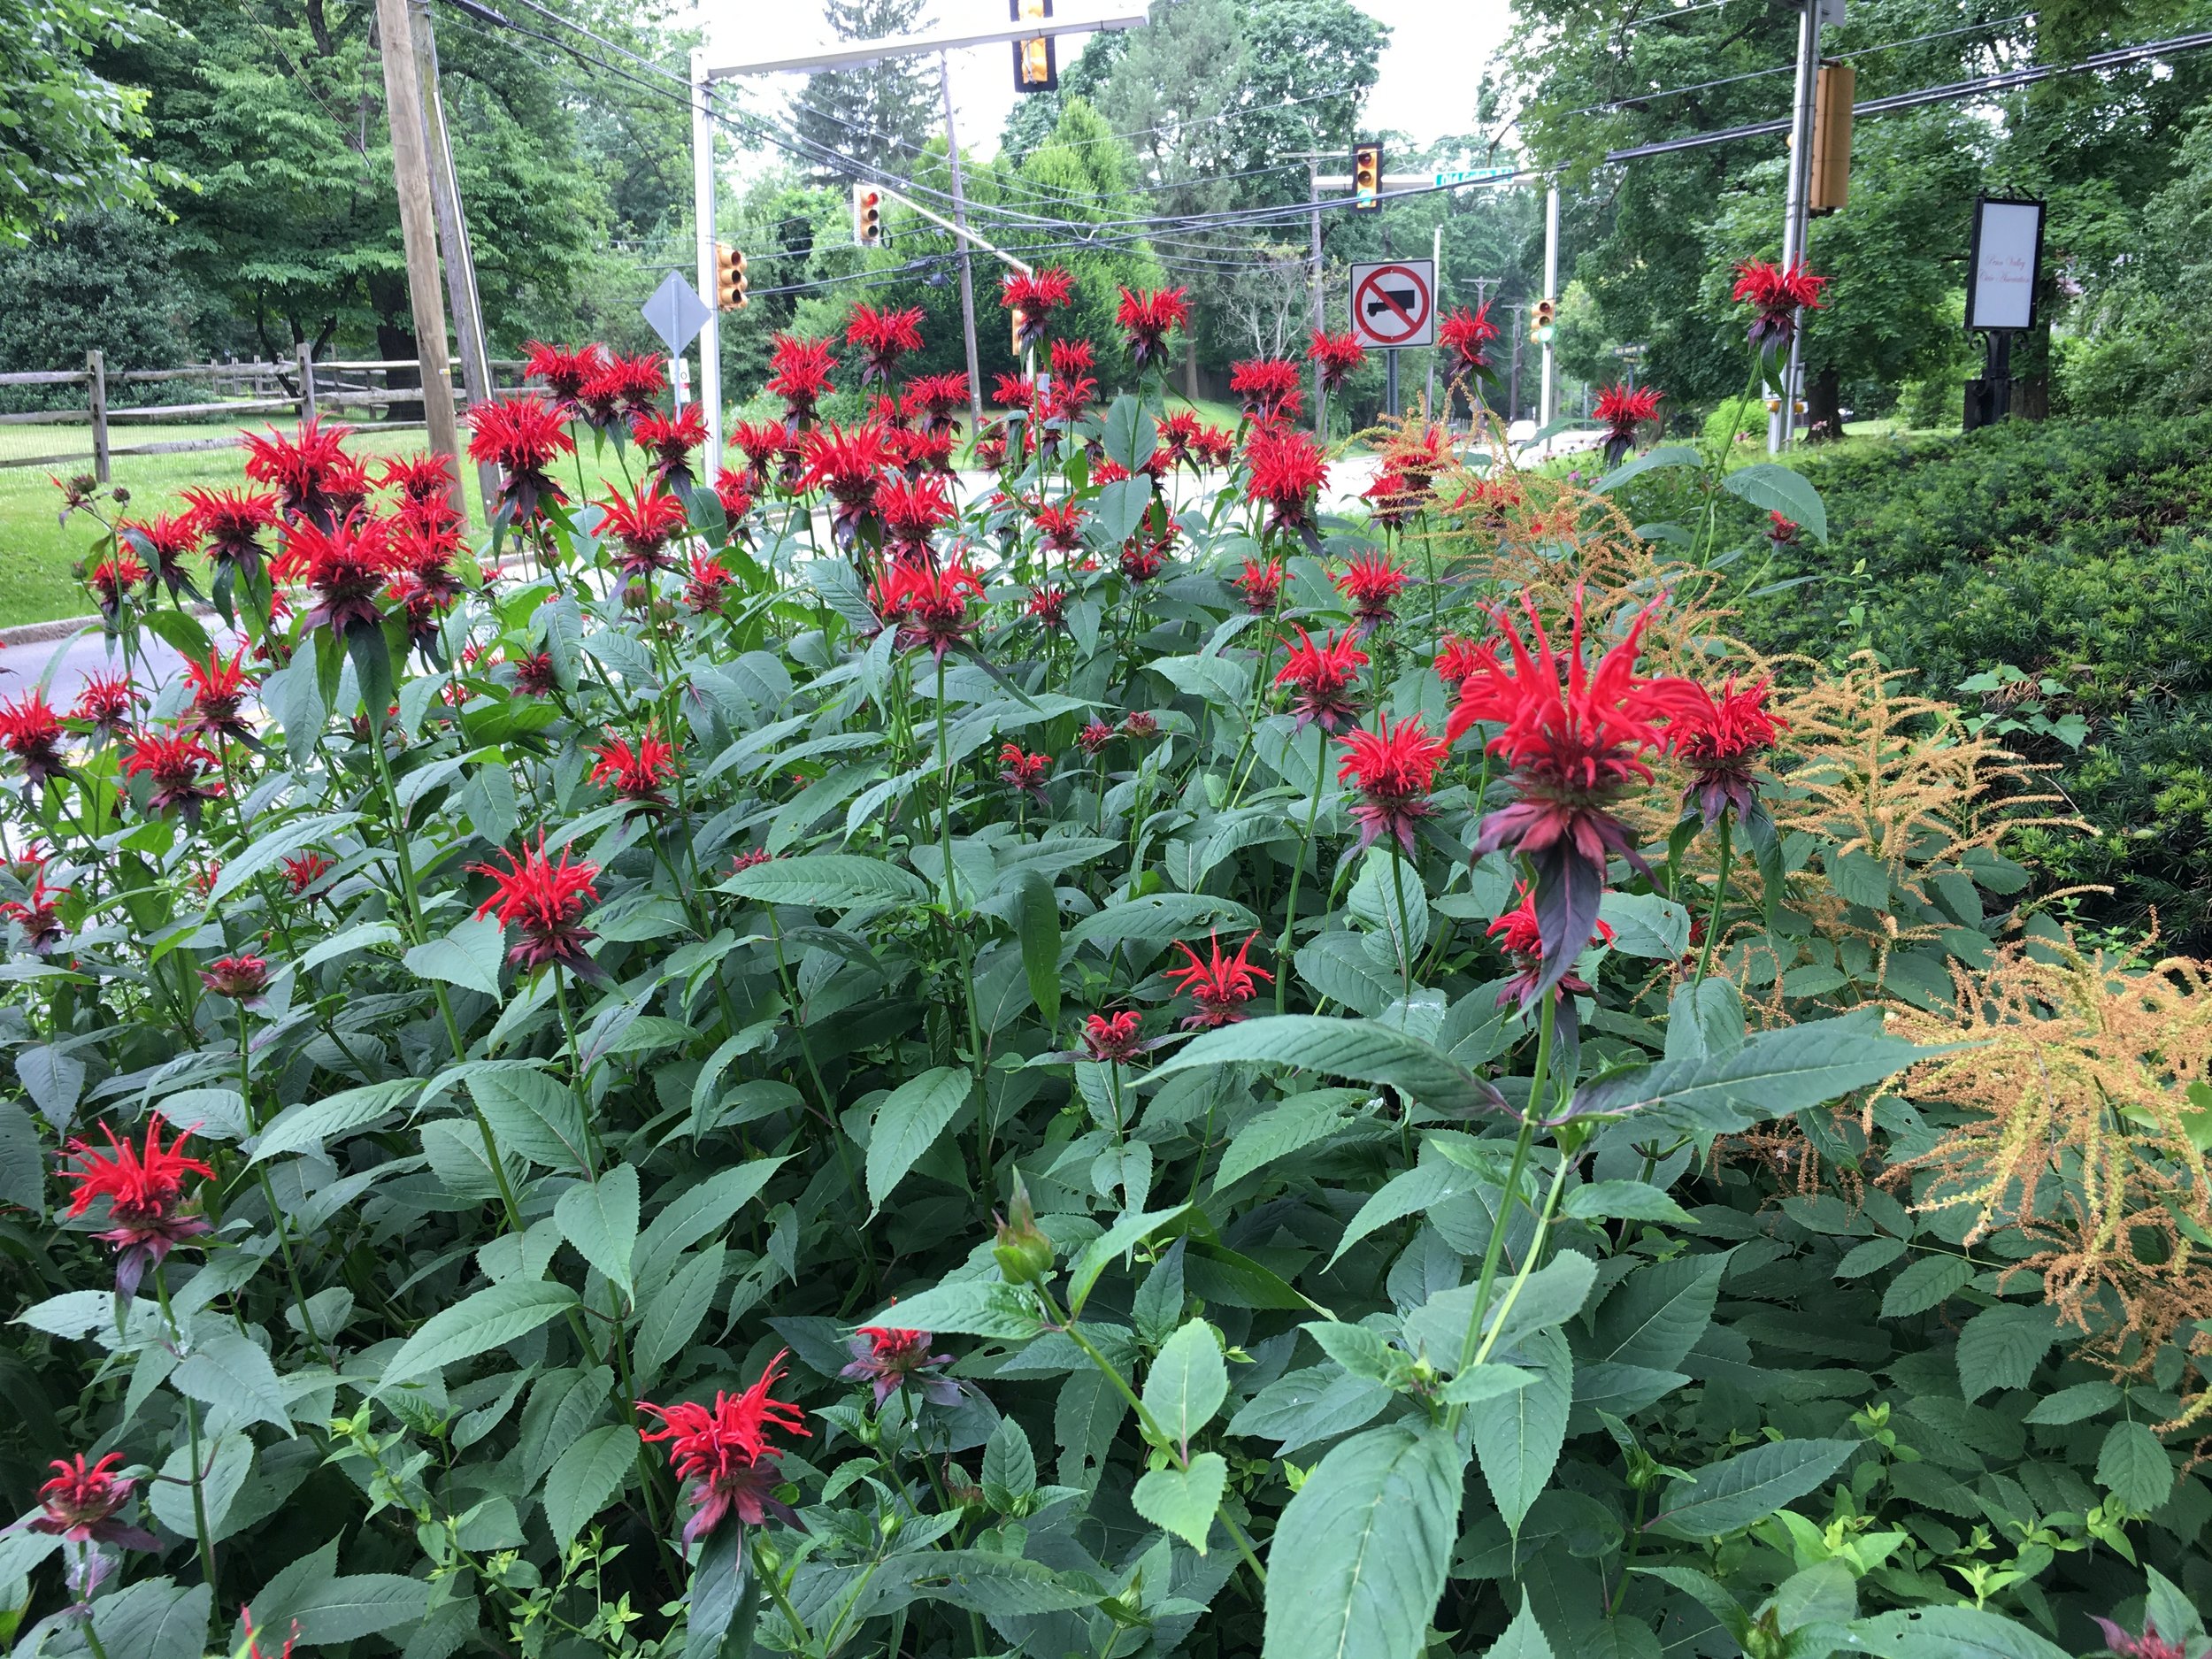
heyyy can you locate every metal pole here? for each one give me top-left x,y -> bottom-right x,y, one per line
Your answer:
1310,163 -> 1325,434
1509,307 -> 1522,426
1425,221 -> 1441,418
691,50 -> 722,461
1540,182 -> 1559,438
1385,349 -> 1399,417
411,0 -> 490,525
1770,0 -> 1820,453
940,54 -> 985,441
373,0 -> 462,488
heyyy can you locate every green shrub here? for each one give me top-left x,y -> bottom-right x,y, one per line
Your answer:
1727,413 -> 2212,946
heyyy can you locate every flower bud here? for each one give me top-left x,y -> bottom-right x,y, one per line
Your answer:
992,1176 -> 1053,1285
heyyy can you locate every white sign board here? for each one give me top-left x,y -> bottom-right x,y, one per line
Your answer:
1349,258 -> 1436,349
1966,198 -> 2043,332
641,271 -> 712,356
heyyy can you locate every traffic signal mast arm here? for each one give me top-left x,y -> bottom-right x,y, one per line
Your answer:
856,180 -> 1035,276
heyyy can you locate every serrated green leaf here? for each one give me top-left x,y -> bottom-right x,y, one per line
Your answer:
1845,1604 -> 2070,1659
545,1423 -> 641,1548
380,1280 -> 580,1389
1721,462 -> 1828,542
556,1164 -> 641,1301
1065,1202 -> 1191,1319
2096,1420 -> 2173,1513
1144,1318 -> 1227,1454
636,1245 -> 726,1385
1878,1253 -> 1973,1317
1650,1438 -> 1857,1539
1153,1014 -> 1500,1118
856,1278 -> 1044,1339
1133,1452 -> 1226,1552
172,1329 -> 291,1432
289,1573 -> 434,1642
405,914 -> 507,999
1482,1591 -> 1556,1658
250,1078 -> 419,1164
1955,1302 -> 2060,1400
1017,867 -> 1062,1031
1470,1327 -> 1571,1534
723,852 -> 929,908
866,1066 -> 971,1212
470,1066 -> 592,1172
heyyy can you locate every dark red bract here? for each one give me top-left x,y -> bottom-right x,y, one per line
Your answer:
1336,712 -> 1449,853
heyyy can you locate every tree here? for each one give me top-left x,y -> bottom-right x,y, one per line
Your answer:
0,0 -> 173,242
0,210 -> 203,404
791,0 -> 940,181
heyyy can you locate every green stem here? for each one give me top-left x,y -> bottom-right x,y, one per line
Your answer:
751,1534 -> 810,1651
239,1013 -> 329,1365
1275,725 -> 1328,1013
1694,811 -> 1734,990
1469,1153 -> 1575,1371
1386,846 -> 1418,1000
932,651 -> 990,1182
152,1268 -> 216,1589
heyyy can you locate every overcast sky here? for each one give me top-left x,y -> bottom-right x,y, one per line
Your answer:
695,0 -> 1520,169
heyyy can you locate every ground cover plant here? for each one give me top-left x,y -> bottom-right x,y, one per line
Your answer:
0,283 -> 2207,1659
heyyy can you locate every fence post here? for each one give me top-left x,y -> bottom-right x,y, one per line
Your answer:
86,349 -> 110,483
297,341 -> 318,424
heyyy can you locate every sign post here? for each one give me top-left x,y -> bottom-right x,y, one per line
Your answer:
1348,257 -> 1436,418
1963,195 -> 2044,432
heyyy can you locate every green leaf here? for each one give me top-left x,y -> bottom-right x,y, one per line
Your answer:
866,1066 -> 972,1212
636,1245 -> 727,1384
1440,1364 -> 1536,1407
857,1278 -> 1045,1340
2021,1379 -> 2122,1425
1144,1318 -> 1228,1454
1403,1251 -> 1596,1371
685,1521 -> 753,1659
1470,1327 -> 1571,1533
556,1164 -> 641,1302
1649,1438 -> 1857,1539
723,852 -> 929,908
1836,1237 -> 1907,1279
982,1415 -> 1037,1503
250,1078 -> 418,1164
913,1550 -> 1101,1615
1592,443 -> 1701,494
1017,867 -> 1062,1031
0,1102 -> 41,1217
1065,1202 -> 1191,1319
1878,1253 -> 1973,1317
1590,1253 -> 1727,1373
380,1279 -> 580,1389
1095,476 -> 1153,544
1217,1092 -> 1359,1188
1066,892 -> 1258,953
1152,1015 -> 1501,1118
405,914 -> 507,999
1133,1452 -> 1227,1553
1101,393 -> 1157,472
1571,1014 -> 1925,1139
2095,1420 -> 2174,1513
470,1066 -> 593,1173
1596,890 -> 1692,960
1483,1591 -> 1556,1659
150,1432 -> 253,1539
1262,1422 -> 1465,1659
545,1423 -> 641,1548
205,812 -> 361,905
1955,1302 -> 2060,1400
289,1574 -> 434,1643
1563,1180 -> 1694,1225
634,1158 -> 790,1295
1332,1160 -> 1493,1269
172,1329 -> 291,1432
1845,1605 -> 2070,1659
1721,462 -> 1829,542
91,1580 -> 211,1659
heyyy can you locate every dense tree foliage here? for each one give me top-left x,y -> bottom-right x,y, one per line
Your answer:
0,0 -> 173,242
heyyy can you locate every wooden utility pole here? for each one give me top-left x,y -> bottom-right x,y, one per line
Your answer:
410,0 -> 494,522
373,0 -> 462,494
938,55 -> 986,442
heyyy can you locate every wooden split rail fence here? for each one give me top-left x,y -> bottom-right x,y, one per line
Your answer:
0,348 -> 532,479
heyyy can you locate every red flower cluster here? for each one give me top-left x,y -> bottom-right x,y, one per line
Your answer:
685,553 -> 734,615
578,351 -> 665,425
1333,551 -> 1408,632
902,371 -> 970,432
768,334 -> 838,423
632,405 -> 710,491
1235,557 -> 1284,614
1230,357 -> 1302,424
34,1455 -> 156,1551
1446,591 -> 1702,996
182,649 -> 257,743
2,868 -> 68,951
1594,383 -> 1663,462
523,340 -> 603,410
1336,712 -> 1449,853
282,850 -> 334,895
877,473 -> 954,549
72,672 -> 136,737
1246,426 -> 1328,534
181,487 -> 280,583
638,1351 -> 810,1541
1002,267 -> 1075,349
591,730 -> 681,811
0,691 -> 67,787
1307,329 -> 1366,394
998,741 -> 1050,802
2092,1616 -> 2187,1659
1275,627 -> 1368,732
1732,258 -> 1828,349
242,418 -> 357,526
1439,303 -> 1500,377
120,730 -> 224,822
124,513 -> 201,601
598,485 -> 688,577
200,953 -> 271,1001
1673,677 -> 1784,826
1026,585 -> 1068,630
286,514 -> 395,636
467,396 -> 575,523
841,1322 -> 960,1408
846,303 -> 925,385
472,834 -> 603,979
62,1114 -> 214,1294
1078,720 -> 1114,755
1033,501 -> 1087,553
1165,933 -> 1273,1029
1487,884 -> 1614,1010
88,550 -> 150,618
799,421 -> 894,541
872,558 -> 984,657
1081,1010 -> 1143,1062
1117,286 -> 1189,371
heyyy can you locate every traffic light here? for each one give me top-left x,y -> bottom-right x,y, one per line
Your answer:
1352,143 -> 1381,211
713,242 -> 748,311
1011,0 -> 1056,92
1809,61 -> 1855,215
1532,297 -> 1556,343
853,184 -> 882,247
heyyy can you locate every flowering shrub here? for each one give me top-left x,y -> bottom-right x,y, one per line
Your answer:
4,276 -> 2203,1659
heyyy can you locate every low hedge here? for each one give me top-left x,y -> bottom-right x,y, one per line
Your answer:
1723,414 -> 2212,947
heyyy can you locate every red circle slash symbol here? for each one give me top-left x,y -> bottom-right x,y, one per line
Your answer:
1355,264 -> 1431,346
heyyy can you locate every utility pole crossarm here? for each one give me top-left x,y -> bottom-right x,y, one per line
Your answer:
873,183 -> 1033,276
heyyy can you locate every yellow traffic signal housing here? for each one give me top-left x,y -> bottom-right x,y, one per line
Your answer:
1352,143 -> 1381,211
1011,0 -> 1057,92
713,242 -> 749,311
1809,61 -> 1855,215
853,185 -> 883,247
1532,297 -> 1556,342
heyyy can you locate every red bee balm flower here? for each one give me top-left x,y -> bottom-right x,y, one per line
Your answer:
1732,258 -> 1828,349
591,730 -> 681,811
62,1114 -> 215,1294
467,396 -> 575,523
34,1455 -> 157,1550
1439,303 -> 1500,376
0,691 -> 68,787
1594,383 -> 1663,464
1,872 -> 68,951
998,741 -> 1050,802
841,1323 -> 961,1408
1487,884 -> 1614,1010
876,472 -> 955,549
1026,585 -> 1069,630
631,405 -> 710,491
1445,591 -> 1703,996
72,672 -> 136,737
377,452 -> 456,504
1002,268 -> 1075,349
847,303 -> 926,385
199,954 -> 271,1001
1246,426 -> 1329,534
282,850 -> 334,895
1673,677 -> 1784,827
123,513 -> 202,602
1078,721 -> 1114,754
1165,933 -> 1273,1029
597,486 -> 689,578
1275,627 -> 1368,732
522,340 -> 602,409
1337,713 -> 1450,853
799,420 -> 895,541
472,835 -> 603,979
88,551 -> 150,618
685,554 -> 734,615
1082,1010 -> 1143,1062
1235,557 -> 1285,614
242,418 -> 357,526
1307,329 -> 1366,393
120,730 -> 224,822
287,515 -> 395,636
1032,501 -> 1087,553
902,371 -> 970,432
1117,286 -> 1189,371
182,648 -> 257,743
181,487 -> 280,583
1231,357 -> 1303,424
2092,1616 -> 2188,1659
768,335 -> 838,424
638,1350 -> 810,1541
1333,552 -> 1408,632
